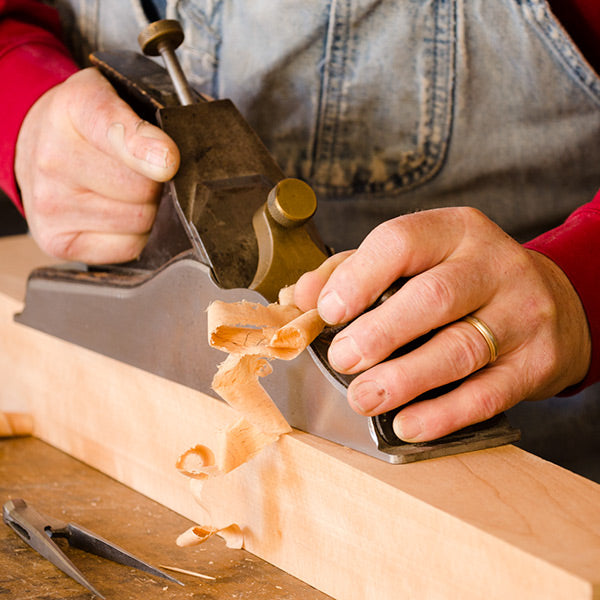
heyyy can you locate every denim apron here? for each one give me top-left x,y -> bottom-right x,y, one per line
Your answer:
50,0 -> 600,480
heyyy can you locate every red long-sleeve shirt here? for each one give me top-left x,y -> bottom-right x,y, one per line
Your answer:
0,0 -> 78,203
1,0 -> 600,390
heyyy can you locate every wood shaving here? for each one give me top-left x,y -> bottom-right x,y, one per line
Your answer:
217,417 -> 281,474
0,412 -> 33,437
176,416 -> 281,494
176,524 -> 243,549
175,444 -> 219,480
207,301 -> 303,358
211,355 -> 290,436
207,297 -> 325,362
204,294 -> 325,463
204,296 -> 325,465
269,308 -> 325,353
177,287 -> 326,551
277,284 -> 296,306
158,565 -> 216,581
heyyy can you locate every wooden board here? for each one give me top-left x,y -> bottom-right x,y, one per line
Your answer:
1,234 -> 600,600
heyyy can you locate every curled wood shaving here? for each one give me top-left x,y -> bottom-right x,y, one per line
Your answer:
201,295 -> 325,469
218,417 -> 281,474
277,284 -> 296,306
269,308 -> 325,353
176,524 -> 243,549
207,301 -> 303,358
211,355 -> 290,437
176,287 -> 326,551
202,297 -> 325,470
176,525 -> 214,546
208,300 -> 325,361
0,412 -> 33,437
176,418 -> 281,479
175,444 -> 219,480
202,295 -> 325,468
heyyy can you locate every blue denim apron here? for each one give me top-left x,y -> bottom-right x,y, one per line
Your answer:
50,0 -> 600,479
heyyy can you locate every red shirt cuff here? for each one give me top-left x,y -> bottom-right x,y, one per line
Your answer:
524,192 -> 600,393
0,19 -> 78,212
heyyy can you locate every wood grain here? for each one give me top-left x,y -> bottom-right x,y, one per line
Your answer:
1,235 -> 599,600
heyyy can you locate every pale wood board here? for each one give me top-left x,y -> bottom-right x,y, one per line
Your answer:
1,234 -> 599,600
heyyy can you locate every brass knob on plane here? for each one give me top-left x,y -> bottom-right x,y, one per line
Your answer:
251,177 -> 326,301
267,178 -> 317,228
138,19 -> 195,106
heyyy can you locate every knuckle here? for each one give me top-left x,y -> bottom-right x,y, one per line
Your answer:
413,270 -> 455,314
445,326 -> 485,375
457,205 -> 484,222
455,205 -> 489,230
373,218 -> 403,242
119,236 -> 147,262
39,231 -> 78,260
357,311 -> 402,363
524,284 -> 557,330
35,140 -> 62,179
470,387 -> 504,422
369,218 -> 409,258
128,203 -> 157,234
27,184 -> 62,221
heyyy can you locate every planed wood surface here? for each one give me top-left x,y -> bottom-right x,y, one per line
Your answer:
1,234 -> 599,600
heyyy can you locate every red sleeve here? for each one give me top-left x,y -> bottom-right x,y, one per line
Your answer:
0,0 -> 79,212
524,191 -> 600,392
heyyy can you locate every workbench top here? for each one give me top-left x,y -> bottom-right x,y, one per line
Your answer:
0,437 -> 331,599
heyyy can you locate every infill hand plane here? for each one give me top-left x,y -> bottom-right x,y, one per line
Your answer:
15,20 -> 520,463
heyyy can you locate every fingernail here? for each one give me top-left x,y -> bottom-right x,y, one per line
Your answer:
108,123 -> 173,170
393,414 -> 423,442
107,122 -> 125,148
349,380 -> 388,414
143,146 -> 170,169
329,336 -> 361,372
318,290 -> 347,324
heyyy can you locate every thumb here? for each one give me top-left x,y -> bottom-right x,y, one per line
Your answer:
69,67 -> 180,182
107,119 -> 180,182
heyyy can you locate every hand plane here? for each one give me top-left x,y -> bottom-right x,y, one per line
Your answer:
15,20 -> 520,463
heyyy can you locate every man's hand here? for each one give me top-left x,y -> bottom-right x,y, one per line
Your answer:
294,207 -> 592,442
15,67 -> 180,264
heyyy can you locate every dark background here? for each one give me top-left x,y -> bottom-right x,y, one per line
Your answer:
0,189 -> 27,237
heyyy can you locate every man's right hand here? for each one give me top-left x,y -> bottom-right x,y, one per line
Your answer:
15,67 -> 180,264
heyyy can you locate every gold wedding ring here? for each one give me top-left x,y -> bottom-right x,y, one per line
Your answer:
462,315 -> 499,364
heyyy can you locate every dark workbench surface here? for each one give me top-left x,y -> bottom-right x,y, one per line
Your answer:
0,437 -> 331,599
